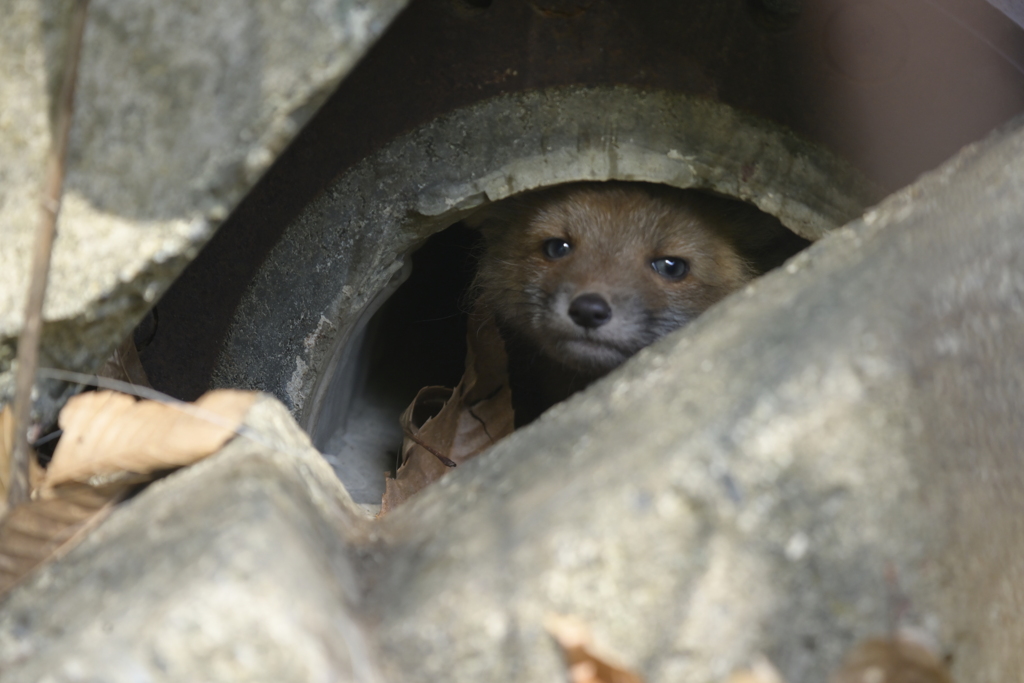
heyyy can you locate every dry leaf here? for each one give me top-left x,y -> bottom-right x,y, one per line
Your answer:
44,389 -> 258,489
545,614 -> 645,683
98,334 -> 152,388
0,482 -> 126,598
724,656 -> 787,683
0,388 -> 257,598
380,309 -> 514,514
831,637 -> 953,683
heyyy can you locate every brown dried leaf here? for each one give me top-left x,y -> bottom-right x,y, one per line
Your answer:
380,310 -> 514,514
0,482 -> 127,598
831,638 -> 953,683
44,389 -> 258,489
97,334 -> 152,388
724,656 -> 787,683
545,614 -> 645,683
380,385 -> 458,514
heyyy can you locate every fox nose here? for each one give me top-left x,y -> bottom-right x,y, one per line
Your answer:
568,293 -> 613,328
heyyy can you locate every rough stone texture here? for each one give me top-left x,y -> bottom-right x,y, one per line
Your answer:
2,106 -> 1022,683
0,0 -> 408,415
210,86 -> 878,438
0,395 -> 374,682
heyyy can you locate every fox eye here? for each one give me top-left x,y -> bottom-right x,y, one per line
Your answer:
651,257 -> 689,280
542,238 -> 572,259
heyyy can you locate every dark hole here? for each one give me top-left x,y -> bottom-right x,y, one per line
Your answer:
322,188 -> 808,502
364,222 -> 480,402
745,0 -> 802,31
32,429 -> 62,466
410,387 -> 455,428
319,222 -> 480,503
132,308 -> 158,352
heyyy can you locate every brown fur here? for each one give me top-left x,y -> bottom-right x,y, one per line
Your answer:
468,181 -> 805,424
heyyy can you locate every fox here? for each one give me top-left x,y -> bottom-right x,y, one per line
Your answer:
467,181 -> 807,426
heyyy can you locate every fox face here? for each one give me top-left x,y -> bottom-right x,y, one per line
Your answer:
470,182 -> 773,375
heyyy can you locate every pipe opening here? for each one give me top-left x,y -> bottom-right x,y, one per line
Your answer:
316,182 -> 810,510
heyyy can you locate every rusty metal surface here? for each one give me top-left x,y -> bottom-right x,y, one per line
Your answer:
142,0 -> 1024,400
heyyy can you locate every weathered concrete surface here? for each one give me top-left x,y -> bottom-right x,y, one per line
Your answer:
210,86 -> 877,439
1,107 -> 1022,682
0,0 -> 408,413
0,395 -> 374,682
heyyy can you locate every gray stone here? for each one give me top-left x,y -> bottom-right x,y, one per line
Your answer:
0,0 -> 408,416
2,105 -> 1022,682
0,395 -> 372,682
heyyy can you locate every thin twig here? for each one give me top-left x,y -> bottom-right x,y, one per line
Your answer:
9,0 -> 91,508
403,431 -> 457,468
